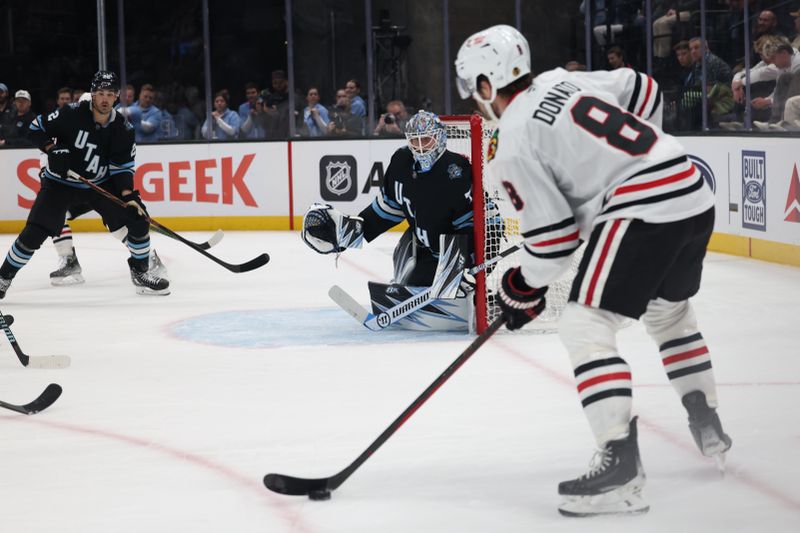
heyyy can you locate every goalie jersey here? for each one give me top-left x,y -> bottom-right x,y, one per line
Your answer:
359,146 -> 474,256
488,67 -> 714,288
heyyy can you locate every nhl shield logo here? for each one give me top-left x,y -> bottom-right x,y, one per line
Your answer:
319,155 -> 358,201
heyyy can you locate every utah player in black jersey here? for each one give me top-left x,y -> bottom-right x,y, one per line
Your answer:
302,111 -> 475,329
303,110 -> 473,282
0,70 -> 169,299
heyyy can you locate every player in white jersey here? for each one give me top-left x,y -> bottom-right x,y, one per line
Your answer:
456,25 -> 731,517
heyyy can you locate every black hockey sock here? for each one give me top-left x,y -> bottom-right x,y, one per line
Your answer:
126,233 -> 151,265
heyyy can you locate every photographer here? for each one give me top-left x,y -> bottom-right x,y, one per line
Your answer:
301,86 -> 329,137
373,100 -> 410,137
326,89 -> 363,137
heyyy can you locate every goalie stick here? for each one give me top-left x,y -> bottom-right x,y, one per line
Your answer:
67,171 -> 269,273
330,243 -> 521,330
0,312 -> 72,369
0,383 -> 63,415
263,316 -> 505,498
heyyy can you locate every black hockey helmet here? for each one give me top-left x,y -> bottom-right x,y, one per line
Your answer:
90,70 -> 120,93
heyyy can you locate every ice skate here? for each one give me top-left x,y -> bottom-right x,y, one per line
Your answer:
682,391 -> 732,472
50,250 -> 85,286
0,276 -> 11,299
558,417 -> 649,517
128,257 -> 170,296
148,249 -> 169,281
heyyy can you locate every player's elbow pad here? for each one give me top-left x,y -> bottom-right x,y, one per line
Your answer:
301,203 -> 364,255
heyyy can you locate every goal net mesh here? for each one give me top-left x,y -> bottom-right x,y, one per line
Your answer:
441,115 -> 582,334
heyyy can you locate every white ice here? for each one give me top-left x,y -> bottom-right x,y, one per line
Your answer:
0,230 -> 798,533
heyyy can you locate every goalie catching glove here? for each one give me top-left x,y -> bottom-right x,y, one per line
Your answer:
302,203 -> 365,255
497,266 -> 547,330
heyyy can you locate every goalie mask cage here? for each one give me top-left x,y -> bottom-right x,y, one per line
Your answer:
440,114 -> 581,334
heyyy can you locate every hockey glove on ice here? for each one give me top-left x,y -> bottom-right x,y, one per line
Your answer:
497,266 -> 547,331
121,190 -> 148,220
302,203 -> 364,254
46,144 -> 71,177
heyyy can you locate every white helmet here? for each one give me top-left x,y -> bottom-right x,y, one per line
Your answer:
455,24 -> 531,106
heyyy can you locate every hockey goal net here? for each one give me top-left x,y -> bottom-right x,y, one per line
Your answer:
440,114 -> 581,334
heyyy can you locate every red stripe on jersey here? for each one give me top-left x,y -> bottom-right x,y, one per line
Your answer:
584,219 -> 622,305
533,230 -> 580,247
613,165 -> 696,196
636,76 -> 653,117
662,346 -> 709,366
577,372 -> 632,392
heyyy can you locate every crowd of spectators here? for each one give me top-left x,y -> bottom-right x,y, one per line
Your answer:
581,1 -> 800,131
0,69 -> 416,148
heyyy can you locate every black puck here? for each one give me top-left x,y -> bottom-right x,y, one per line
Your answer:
308,489 -> 331,501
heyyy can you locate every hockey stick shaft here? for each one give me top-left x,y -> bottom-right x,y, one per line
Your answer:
263,316 -> 505,496
358,244 -> 521,330
67,171 -> 268,273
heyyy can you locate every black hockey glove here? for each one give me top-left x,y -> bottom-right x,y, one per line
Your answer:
46,144 -> 71,177
121,190 -> 148,220
497,266 -> 547,331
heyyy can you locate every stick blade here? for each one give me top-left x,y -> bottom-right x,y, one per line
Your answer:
25,355 -> 72,369
24,383 -> 63,414
328,285 -> 370,323
230,253 -> 270,273
203,229 -> 225,249
264,473 -> 330,496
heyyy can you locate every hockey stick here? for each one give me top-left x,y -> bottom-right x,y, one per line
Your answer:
0,383 -> 63,415
150,226 -> 224,250
263,316 -> 505,499
0,311 -> 72,369
330,244 -> 522,330
67,171 -> 269,273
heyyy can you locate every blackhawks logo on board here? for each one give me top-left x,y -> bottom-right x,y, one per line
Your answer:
487,129 -> 499,162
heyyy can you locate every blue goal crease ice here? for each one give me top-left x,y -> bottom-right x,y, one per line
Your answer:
170,308 -> 469,349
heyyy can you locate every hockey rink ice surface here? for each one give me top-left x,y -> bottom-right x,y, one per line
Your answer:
0,230 -> 798,533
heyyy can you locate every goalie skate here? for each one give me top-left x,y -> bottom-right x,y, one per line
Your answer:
558,417 -> 649,517
50,250 -> 85,286
682,391 -> 732,472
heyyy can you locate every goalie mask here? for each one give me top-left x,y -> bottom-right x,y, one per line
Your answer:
455,25 -> 531,120
405,111 -> 447,173
90,70 -> 120,94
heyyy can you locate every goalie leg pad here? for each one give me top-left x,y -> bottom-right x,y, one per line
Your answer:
368,281 -> 471,331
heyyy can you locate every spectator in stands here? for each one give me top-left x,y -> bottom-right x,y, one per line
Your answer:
154,90 -> 179,141
752,43 -> 800,129
238,82 -> 264,139
116,83 -> 135,112
754,10 -> 783,41
791,10 -> 800,50
0,83 -> 14,147
580,0 -> 641,47
652,1 -> 697,60
565,60 -> 587,71
345,79 -> 367,118
262,70 -> 291,140
674,40 -> 694,86
1,90 -> 36,147
373,99 -> 409,137
124,84 -> 162,143
606,46 -> 630,69
687,37 -> 732,86
327,88 -> 363,137
301,86 -> 329,137
56,87 -> 72,108
201,90 -> 241,140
